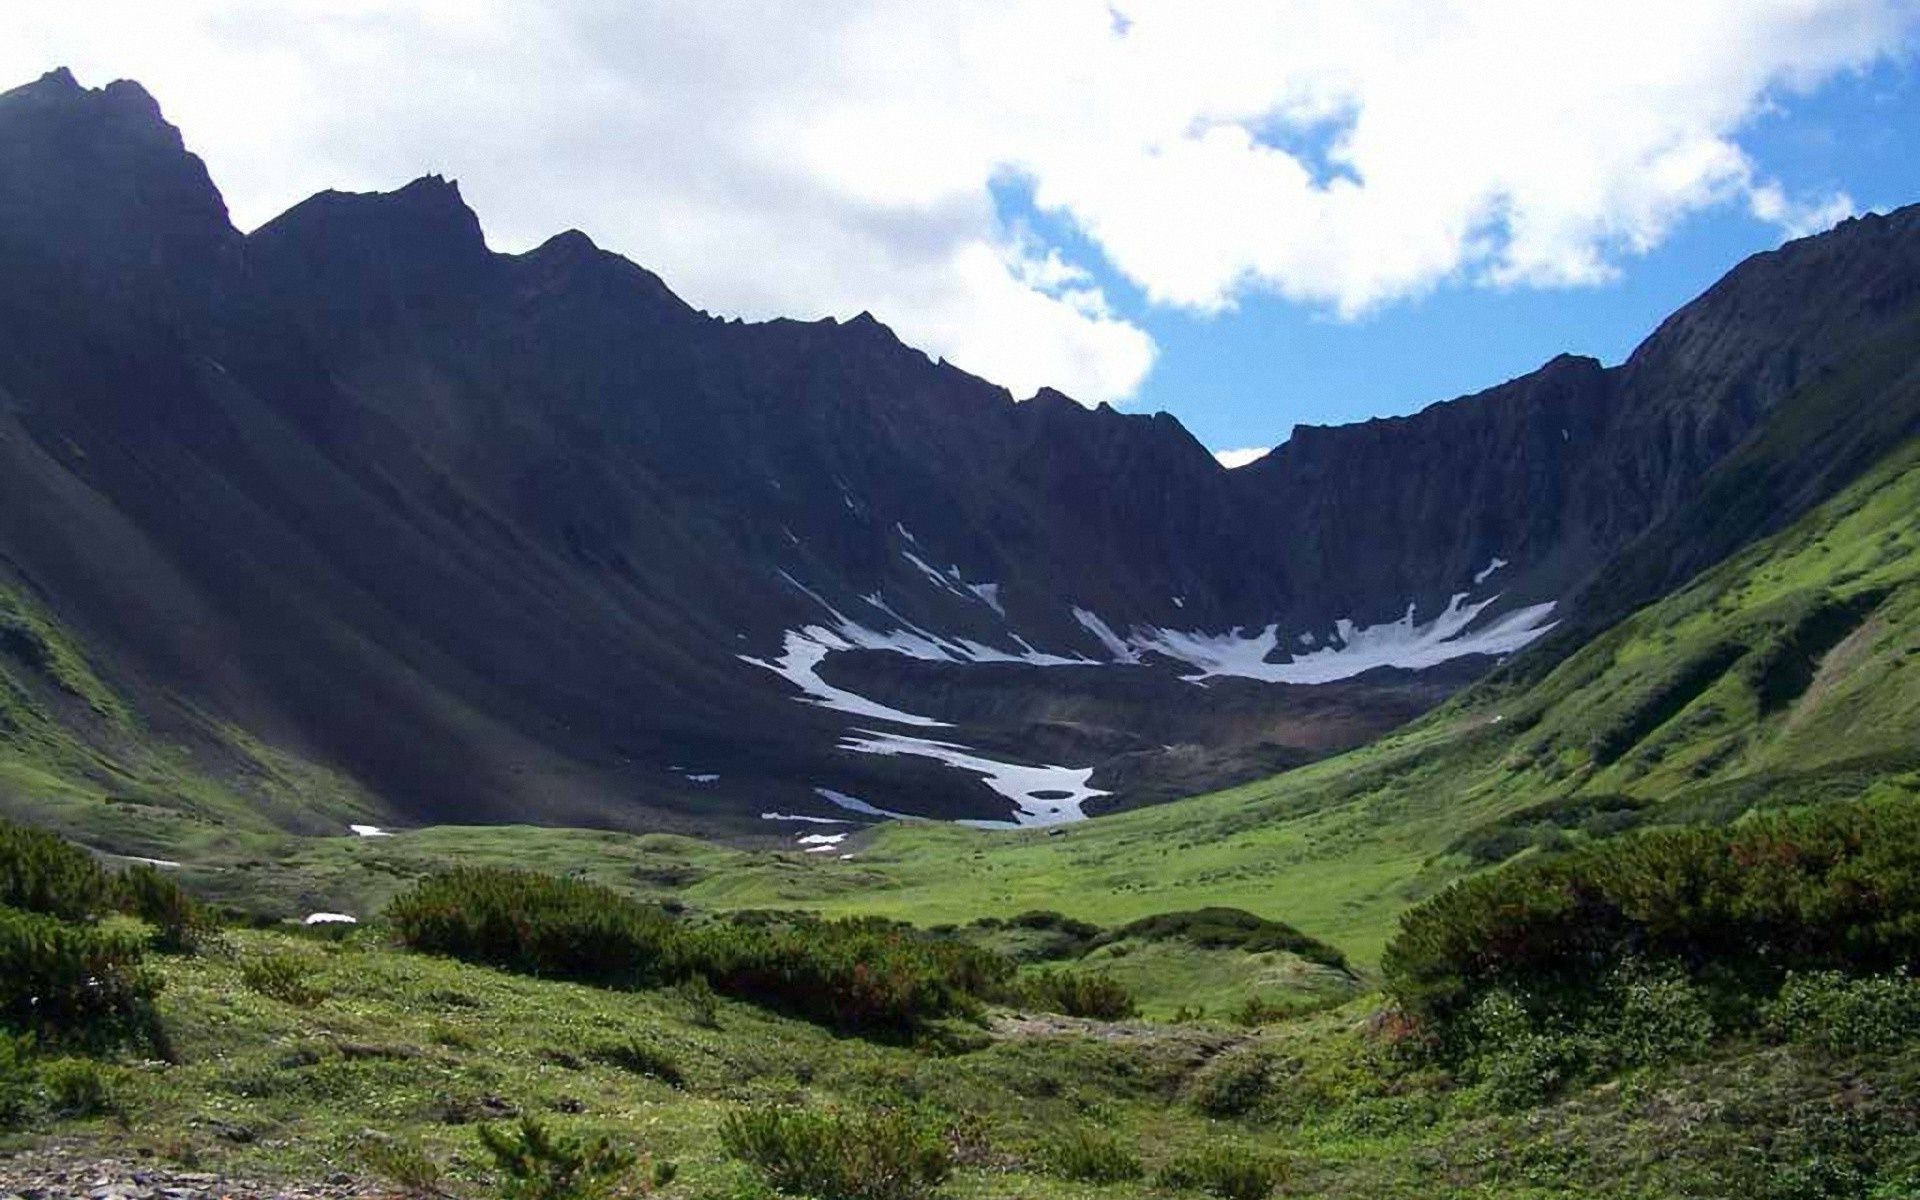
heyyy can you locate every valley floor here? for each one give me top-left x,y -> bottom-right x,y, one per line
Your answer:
6,927 -> 1919,1200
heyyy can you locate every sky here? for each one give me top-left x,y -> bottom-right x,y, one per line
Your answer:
8,2 -> 1920,461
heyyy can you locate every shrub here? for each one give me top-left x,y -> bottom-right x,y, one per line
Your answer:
1384,798 -> 1920,1033
1768,971 -> 1920,1053
1014,970 -> 1136,1020
1155,1145 -> 1285,1200
1597,957 -> 1715,1069
719,1105 -> 951,1200
1097,908 -> 1349,971
0,905 -> 159,1048
111,865 -> 216,954
39,1056 -> 112,1116
388,868 -> 679,986
692,916 -> 1011,1035
477,1117 -> 638,1200
0,821 -> 107,920
358,1132 -> 446,1196
671,974 -> 720,1028
588,1039 -> 684,1087
0,1033 -> 33,1127
1039,1127 -> 1142,1183
1459,990 -> 1586,1110
387,869 -> 1013,1035
240,950 -> 328,1008
1187,1047 -> 1278,1118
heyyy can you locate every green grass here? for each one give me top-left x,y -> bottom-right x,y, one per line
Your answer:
8,928 -> 1920,1199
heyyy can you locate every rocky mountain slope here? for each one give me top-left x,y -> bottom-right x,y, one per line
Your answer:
1,66 -> 1917,834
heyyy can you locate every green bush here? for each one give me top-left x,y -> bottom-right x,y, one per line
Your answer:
1187,1047 -> 1279,1118
39,1056 -> 112,1116
0,906 -> 159,1048
388,868 -> 679,986
671,974 -> 720,1028
1097,908 -> 1349,971
1039,1126 -> 1142,1183
0,821 -> 107,921
389,871 -> 1011,1035
1014,969 -> 1137,1020
0,1033 -> 33,1127
239,950 -> 328,1008
1768,971 -> 1920,1053
477,1117 -> 638,1200
1384,798 -> 1920,1033
719,1105 -> 951,1200
1155,1145 -> 1285,1200
111,865 -> 217,954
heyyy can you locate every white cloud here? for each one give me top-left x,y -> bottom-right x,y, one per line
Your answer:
1213,447 -> 1271,469
1749,182 -> 1861,238
6,2 -> 1915,403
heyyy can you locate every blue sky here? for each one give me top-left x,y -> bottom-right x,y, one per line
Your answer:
1058,55 -> 1920,455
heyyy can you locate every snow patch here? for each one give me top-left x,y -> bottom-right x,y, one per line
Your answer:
839,728 -> 1106,827
968,581 -> 1005,616
118,854 -> 182,869
742,628 -> 951,726
304,912 -> 358,925
761,811 -> 855,825
348,824 -> 390,838
1473,556 -> 1509,585
1072,608 -> 1141,664
816,787 -> 914,820
1121,594 -> 1559,685
798,832 -> 848,853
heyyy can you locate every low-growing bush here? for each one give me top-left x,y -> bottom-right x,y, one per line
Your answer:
0,821 -> 107,920
0,906 -> 160,1048
1096,908 -> 1349,971
477,1117 -> 639,1200
1384,798 -> 1920,1032
389,870 -> 1007,1034
0,1033 -> 33,1127
239,950 -> 328,1008
111,865 -> 217,954
671,974 -> 721,1028
719,1105 -> 951,1200
1187,1047 -> 1279,1118
1155,1145 -> 1285,1200
1014,969 -> 1137,1020
1039,1126 -> 1142,1183
39,1056 -> 112,1116
388,868 -> 679,986
1768,971 -> 1920,1053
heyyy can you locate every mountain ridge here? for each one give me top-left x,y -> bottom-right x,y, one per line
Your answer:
1,67 -> 1918,832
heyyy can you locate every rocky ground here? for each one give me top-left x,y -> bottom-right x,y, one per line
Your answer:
0,1147 -> 388,1200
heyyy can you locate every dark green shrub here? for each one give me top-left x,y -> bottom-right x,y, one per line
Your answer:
1014,969 -> 1136,1020
388,868 -> 679,986
1096,908 -> 1348,971
477,1117 -> 638,1200
0,906 -> 159,1048
588,1038 -> 684,1087
111,865 -> 217,953
1586,641 -> 1743,764
719,1105 -> 951,1200
1598,957 -> 1715,1069
358,1132 -> 446,1195
1768,971 -> 1920,1053
1039,1127 -> 1143,1183
0,821 -> 107,920
387,870 -> 1012,1035
39,1056 -> 112,1116
1384,798 -> 1920,1032
1187,1047 -> 1278,1118
0,1033 -> 33,1127
671,974 -> 720,1028
239,950 -> 328,1007
1155,1145 -> 1285,1200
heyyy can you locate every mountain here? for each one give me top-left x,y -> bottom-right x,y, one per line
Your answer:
2,66 -> 1919,836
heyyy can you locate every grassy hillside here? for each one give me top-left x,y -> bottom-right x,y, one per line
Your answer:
676,433 -> 1920,962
